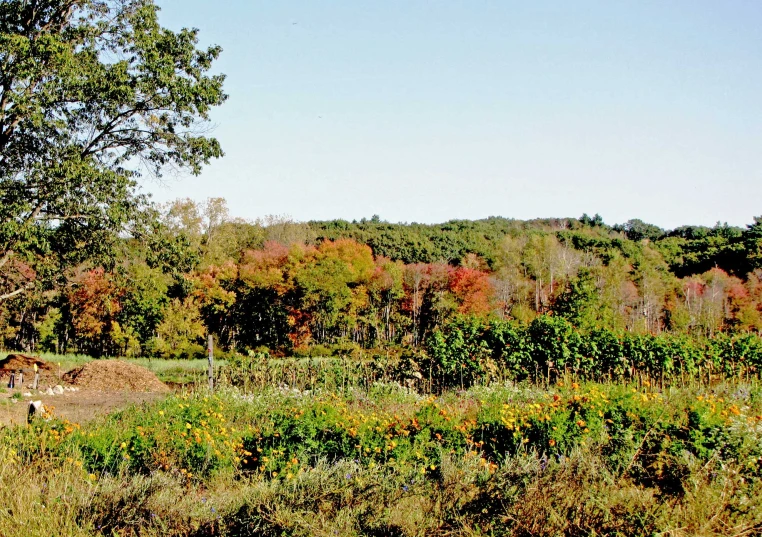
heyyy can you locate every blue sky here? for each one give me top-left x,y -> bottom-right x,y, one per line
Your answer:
152,1 -> 762,229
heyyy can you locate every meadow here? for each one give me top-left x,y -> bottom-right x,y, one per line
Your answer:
1,360 -> 761,537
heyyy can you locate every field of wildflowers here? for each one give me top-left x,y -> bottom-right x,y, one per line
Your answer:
1,378 -> 762,536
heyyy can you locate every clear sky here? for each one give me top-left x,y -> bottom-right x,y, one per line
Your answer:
152,0 -> 762,230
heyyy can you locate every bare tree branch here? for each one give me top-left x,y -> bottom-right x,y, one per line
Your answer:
0,281 -> 34,301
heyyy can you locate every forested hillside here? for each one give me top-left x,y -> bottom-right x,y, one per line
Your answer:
1,198 -> 761,360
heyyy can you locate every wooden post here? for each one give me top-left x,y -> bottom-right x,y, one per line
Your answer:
207,334 -> 214,391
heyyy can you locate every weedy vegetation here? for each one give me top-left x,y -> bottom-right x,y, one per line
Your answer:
2,369 -> 762,537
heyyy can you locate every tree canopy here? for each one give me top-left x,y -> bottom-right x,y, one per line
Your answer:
0,0 -> 226,300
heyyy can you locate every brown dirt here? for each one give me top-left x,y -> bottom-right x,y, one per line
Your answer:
0,390 -> 167,426
0,354 -> 53,372
0,354 -> 61,384
63,360 -> 170,392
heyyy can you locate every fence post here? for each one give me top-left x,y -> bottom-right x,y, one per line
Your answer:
207,334 -> 214,392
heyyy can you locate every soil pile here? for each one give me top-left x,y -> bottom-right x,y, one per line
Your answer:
0,354 -> 52,372
63,360 -> 169,392
0,354 -> 59,383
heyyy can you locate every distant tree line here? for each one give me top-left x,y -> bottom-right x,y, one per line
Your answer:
2,197 -> 762,361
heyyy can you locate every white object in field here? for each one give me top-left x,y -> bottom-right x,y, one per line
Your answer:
53,385 -> 64,395
27,400 -> 45,423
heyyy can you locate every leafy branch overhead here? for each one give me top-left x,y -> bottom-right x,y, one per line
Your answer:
0,0 -> 226,298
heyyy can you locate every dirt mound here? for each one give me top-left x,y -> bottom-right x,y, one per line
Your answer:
63,360 -> 169,392
0,354 -> 59,385
0,354 -> 53,372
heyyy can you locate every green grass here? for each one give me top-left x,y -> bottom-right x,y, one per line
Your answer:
128,358 -> 223,385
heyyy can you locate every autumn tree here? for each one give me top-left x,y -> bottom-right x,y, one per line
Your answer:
261,215 -> 314,247
235,241 -> 293,349
63,268 -> 126,356
403,263 -> 428,344
448,266 -> 493,316
190,261 -> 237,346
292,239 -> 374,343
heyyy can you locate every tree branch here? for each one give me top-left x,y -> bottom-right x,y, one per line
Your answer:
0,281 -> 34,301
81,106 -> 145,157
36,213 -> 93,221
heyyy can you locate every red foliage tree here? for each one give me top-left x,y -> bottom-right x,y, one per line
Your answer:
448,267 -> 494,316
66,268 -> 123,356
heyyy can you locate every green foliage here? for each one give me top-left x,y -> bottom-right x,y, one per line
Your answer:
613,218 -> 665,242
553,267 -> 599,326
426,315 -> 493,388
148,298 -> 206,359
13,384 -> 755,481
36,307 -> 60,353
658,222 -> 747,277
0,0 -> 226,300
424,315 -> 762,389
118,262 -> 170,346
311,217 -> 577,266
744,216 -> 762,270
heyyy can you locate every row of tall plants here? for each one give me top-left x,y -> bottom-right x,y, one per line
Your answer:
426,315 -> 762,389
223,314 -> 762,394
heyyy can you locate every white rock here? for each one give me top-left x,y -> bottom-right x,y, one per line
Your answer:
45,387 -> 54,395
53,385 -> 64,395
22,392 -> 32,397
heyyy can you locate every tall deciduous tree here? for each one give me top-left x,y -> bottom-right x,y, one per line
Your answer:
0,0 -> 226,299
